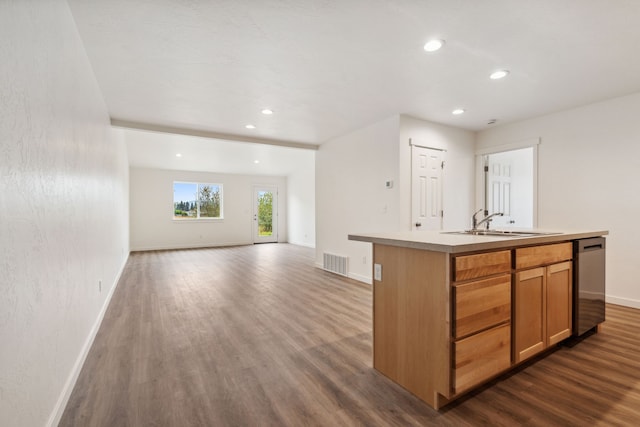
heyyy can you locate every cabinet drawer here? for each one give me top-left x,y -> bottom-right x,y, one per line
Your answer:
515,242 -> 572,270
454,250 -> 511,281
453,323 -> 511,394
453,274 -> 511,338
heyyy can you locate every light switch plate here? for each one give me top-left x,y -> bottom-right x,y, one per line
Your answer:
374,263 -> 382,281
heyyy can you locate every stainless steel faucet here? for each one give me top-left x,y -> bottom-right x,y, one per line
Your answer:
472,209 -> 504,231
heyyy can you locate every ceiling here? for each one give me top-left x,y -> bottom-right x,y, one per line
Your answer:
122,128 -> 314,176
69,0 -> 640,148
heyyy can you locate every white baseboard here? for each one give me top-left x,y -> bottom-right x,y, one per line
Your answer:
46,254 -> 129,427
287,240 -> 316,248
348,271 -> 372,285
606,295 -> 640,309
313,262 -> 372,285
130,241 -> 252,252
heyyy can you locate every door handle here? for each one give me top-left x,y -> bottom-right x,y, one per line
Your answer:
415,222 -> 422,227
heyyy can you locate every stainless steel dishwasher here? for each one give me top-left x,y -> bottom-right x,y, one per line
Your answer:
573,237 -> 606,335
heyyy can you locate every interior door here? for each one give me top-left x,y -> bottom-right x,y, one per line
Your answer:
411,146 -> 443,230
253,186 -> 278,243
483,147 -> 534,228
486,156 -> 512,227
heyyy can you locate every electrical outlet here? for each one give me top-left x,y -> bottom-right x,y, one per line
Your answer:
374,264 -> 382,281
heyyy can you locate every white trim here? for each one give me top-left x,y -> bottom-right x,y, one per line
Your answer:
47,254 -> 129,427
111,118 -> 318,151
313,263 -> 372,285
287,240 -> 316,248
130,241 -> 253,252
606,295 -> 640,309
348,271 -> 372,285
408,138 -> 447,151
475,137 -> 540,155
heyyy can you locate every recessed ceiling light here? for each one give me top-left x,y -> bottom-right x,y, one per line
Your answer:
261,109 -> 273,115
490,70 -> 509,80
423,39 -> 445,52
254,160 -> 260,164
175,153 -> 182,157
452,109 -> 465,115
245,124 -> 256,129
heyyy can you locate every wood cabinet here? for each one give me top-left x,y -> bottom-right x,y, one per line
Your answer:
453,323 -> 511,392
370,239 -> 576,410
453,250 -> 511,281
514,243 -> 572,363
452,274 -> 511,393
514,267 -> 546,361
372,244 -> 450,409
451,251 -> 512,394
546,261 -> 573,345
453,275 -> 511,338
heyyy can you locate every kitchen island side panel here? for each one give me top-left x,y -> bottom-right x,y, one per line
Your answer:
373,244 -> 451,407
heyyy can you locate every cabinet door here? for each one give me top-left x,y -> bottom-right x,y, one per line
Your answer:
514,267 -> 546,363
547,261 -> 573,345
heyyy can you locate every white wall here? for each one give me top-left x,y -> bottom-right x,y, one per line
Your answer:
316,115 -> 401,282
477,92 -> 640,308
399,115 -> 476,231
287,160 -> 316,248
130,168 -> 287,251
315,114 -> 475,283
0,1 -> 130,426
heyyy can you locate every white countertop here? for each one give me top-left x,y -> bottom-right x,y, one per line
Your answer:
348,229 -> 608,254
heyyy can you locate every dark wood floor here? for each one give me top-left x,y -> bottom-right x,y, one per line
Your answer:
60,244 -> 640,426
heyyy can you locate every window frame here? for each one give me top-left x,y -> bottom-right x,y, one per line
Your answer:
172,181 -> 224,221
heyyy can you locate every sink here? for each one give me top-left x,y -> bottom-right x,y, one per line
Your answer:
442,230 -> 561,237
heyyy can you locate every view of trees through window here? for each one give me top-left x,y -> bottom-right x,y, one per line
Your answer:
173,182 -> 222,219
257,191 -> 273,236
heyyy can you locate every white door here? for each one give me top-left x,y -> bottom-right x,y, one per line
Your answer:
486,156 -> 512,227
484,147 -> 534,228
253,186 -> 278,243
411,146 -> 443,230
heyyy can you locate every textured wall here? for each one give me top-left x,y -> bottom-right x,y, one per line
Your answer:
0,1 -> 129,426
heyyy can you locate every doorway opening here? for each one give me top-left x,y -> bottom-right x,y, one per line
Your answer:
477,141 -> 538,228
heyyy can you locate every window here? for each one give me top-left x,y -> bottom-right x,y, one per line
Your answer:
173,182 -> 223,220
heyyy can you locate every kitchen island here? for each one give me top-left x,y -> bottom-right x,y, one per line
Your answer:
348,229 -> 608,410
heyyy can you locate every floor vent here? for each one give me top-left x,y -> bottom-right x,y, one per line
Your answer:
323,253 -> 348,277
